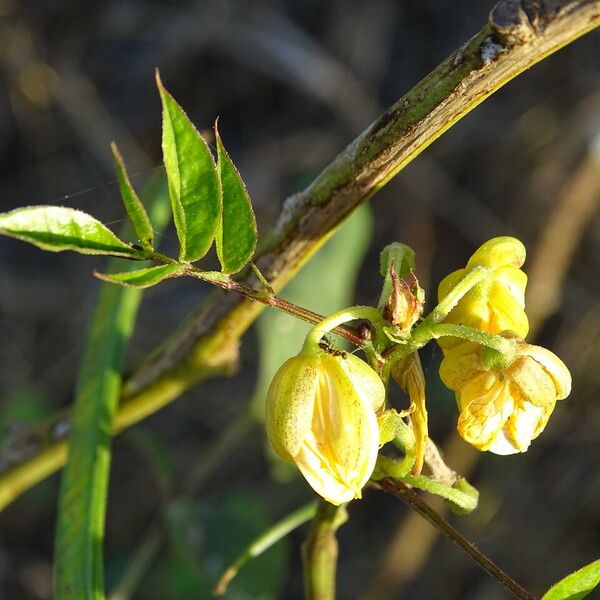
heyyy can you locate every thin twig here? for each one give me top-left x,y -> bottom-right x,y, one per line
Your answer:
379,479 -> 537,600
214,501 -> 318,596
183,267 -> 366,347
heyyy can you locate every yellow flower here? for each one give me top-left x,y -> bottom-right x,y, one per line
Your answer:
266,347 -> 385,505
437,237 -> 529,349
440,340 -> 571,454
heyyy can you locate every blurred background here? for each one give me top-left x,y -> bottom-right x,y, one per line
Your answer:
0,1 -> 599,599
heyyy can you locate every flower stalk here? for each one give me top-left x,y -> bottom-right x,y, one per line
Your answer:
302,500 -> 348,600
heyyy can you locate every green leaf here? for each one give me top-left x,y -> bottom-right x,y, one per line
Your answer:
95,263 -> 185,289
111,142 -> 154,251
54,181 -> 171,600
215,123 -> 257,273
542,560 -> 600,600
156,70 -> 221,263
0,206 -> 139,257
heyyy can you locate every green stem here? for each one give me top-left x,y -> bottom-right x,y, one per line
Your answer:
303,306 -> 384,351
214,501 -> 318,596
426,266 -> 490,324
380,345 -> 416,384
302,501 -> 348,600
412,322 -> 515,358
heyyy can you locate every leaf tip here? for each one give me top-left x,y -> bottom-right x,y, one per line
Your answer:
154,67 -> 163,90
93,270 -> 108,282
110,141 -> 123,165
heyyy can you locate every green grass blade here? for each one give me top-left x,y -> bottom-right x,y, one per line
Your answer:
156,70 -> 221,263
215,123 -> 257,273
214,501 -> 317,596
54,179 -> 171,600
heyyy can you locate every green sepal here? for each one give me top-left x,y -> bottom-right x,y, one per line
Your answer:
378,243 -> 419,309
379,242 -> 416,279
373,454 -> 415,481
378,409 -> 415,447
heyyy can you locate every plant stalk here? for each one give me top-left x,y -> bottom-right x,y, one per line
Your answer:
302,501 -> 348,600
181,266 -> 366,347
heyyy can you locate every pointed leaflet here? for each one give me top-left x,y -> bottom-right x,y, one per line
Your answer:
156,71 -> 221,262
95,263 -> 185,289
215,123 -> 257,273
0,206 -> 139,257
111,143 -> 154,251
542,559 -> 600,600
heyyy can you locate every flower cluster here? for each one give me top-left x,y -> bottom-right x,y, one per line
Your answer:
265,237 -> 572,506
437,237 -> 571,454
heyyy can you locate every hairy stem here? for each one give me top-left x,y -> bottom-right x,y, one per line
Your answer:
426,266 -> 491,324
183,267 -> 365,346
302,305 -> 384,350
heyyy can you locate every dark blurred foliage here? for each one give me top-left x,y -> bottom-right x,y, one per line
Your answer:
0,1 -> 599,599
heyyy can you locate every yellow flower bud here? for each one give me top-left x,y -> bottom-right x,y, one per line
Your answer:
440,340 -> 571,454
437,237 -> 529,349
266,346 -> 385,505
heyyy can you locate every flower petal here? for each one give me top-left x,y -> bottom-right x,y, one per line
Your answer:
503,385 -> 554,452
439,342 -> 481,391
265,356 -> 319,461
520,344 -> 572,400
456,372 -> 514,451
508,355 -> 557,408
339,353 -> 386,412
467,236 -> 526,269
293,442 -> 357,505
